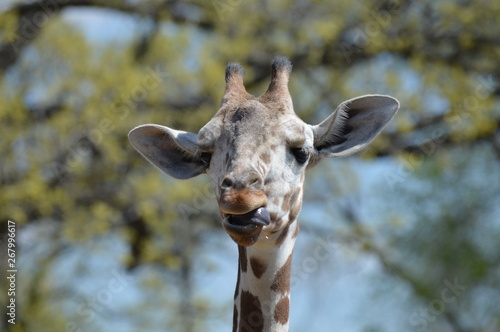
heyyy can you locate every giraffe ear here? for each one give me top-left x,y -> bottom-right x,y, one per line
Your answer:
128,124 -> 208,179
310,95 -> 399,161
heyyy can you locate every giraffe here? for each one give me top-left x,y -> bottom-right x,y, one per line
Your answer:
128,56 -> 399,331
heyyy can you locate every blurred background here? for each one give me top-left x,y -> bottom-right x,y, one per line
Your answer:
1,0 -> 499,331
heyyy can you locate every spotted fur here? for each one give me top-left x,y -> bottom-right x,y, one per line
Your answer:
129,56 -> 399,331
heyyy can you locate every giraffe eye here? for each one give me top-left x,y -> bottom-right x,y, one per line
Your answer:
290,147 -> 310,164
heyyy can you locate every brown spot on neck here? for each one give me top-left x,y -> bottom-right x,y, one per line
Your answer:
234,267 -> 240,300
249,257 -> 268,279
233,305 -> 238,332
238,245 -> 248,273
271,254 -> 293,294
290,188 -> 301,202
239,291 -> 264,332
275,222 -> 290,246
292,222 -> 300,238
274,296 -> 290,325
288,195 -> 303,222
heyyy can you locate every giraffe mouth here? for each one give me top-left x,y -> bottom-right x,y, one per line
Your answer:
224,207 -> 271,228
222,207 -> 271,246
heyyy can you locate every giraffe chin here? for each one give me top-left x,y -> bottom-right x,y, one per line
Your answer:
222,207 -> 271,246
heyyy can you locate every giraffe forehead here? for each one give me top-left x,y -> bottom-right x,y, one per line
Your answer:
220,108 -> 310,150
200,99 -> 310,149
223,103 -> 280,133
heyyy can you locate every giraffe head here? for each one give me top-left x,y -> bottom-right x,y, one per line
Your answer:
129,56 -> 398,248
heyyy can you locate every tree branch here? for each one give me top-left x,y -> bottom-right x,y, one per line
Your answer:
0,0 -> 215,74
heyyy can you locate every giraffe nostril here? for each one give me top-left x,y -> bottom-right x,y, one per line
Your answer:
248,177 -> 261,188
221,172 -> 263,191
221,177 -> 233,189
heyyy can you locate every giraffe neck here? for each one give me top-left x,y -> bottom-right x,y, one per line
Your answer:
233,220 -> 298,332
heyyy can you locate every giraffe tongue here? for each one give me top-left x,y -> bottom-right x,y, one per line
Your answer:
228,207 -> 271,227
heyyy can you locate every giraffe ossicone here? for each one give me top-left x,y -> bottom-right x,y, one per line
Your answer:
129,56 -> 399,331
